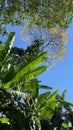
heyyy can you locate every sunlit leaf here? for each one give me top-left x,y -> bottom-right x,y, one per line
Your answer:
0,117 -> 9,124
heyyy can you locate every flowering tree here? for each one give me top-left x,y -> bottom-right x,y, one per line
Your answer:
21,25 -> 68,67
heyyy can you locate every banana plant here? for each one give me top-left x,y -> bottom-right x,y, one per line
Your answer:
0,32 -> 49,130
0,32 -> 73,130
0,32 -> 58,130
0,78 -> 58,130
0,32 -> 48,90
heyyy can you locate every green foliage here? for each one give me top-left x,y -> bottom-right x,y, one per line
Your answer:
0,32 -> 15,67
0,117 -> 9,124
1,82 -> 73,129
0,44 -> 3,50
0,32 -> 48,130
39,90 -> 59,119
7,40 -> 41,66
0,1 -> 73,129
0,32 -> 73,130
0,0 -> 73,35
0,88 -> 30,130
2,51 -> 48,89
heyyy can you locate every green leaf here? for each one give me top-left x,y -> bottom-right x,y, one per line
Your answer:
0,32 -> 16,66
5,32 -> 16,57
61,89 -> 66,99
37,91 -> 51,109
39,85 -> 52,90
0,117 -> 9,123
58,99 -> 73,107
39,90 -> 59,119
1,67 -> 14,83
46,90 -> 59,103
3,52 -> 48,89
62,122 -> 68,128
5,52 -> 47,81
25,66 -> 47,81
0,44 -> 3,50
23,79 -> 39,99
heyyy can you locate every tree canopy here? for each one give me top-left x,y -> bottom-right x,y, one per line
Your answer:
0,0 -> 73,35
21,24 -> 68,67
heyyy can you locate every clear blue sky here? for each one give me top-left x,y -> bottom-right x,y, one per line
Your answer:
1,22 -> 73,103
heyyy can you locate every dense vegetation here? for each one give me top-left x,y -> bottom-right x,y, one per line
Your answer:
0,33 -> 73,130
0,0 -> 73,35
0,0 -> 73,130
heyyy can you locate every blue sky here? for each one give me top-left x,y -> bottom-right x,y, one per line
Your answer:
1,22 -> 73,103
39,22 -> 73,103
